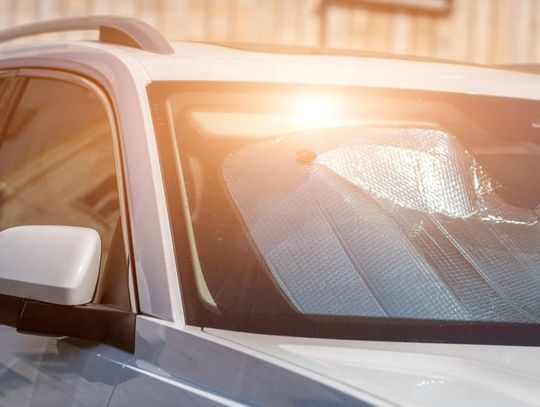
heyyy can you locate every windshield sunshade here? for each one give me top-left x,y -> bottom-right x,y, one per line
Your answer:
223,126 -> 540,322
149,82 -> 540,345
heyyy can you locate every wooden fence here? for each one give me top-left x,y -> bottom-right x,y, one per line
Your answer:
0,0 -> 538,64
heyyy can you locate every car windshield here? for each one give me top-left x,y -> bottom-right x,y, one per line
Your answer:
149,82 -> 540,345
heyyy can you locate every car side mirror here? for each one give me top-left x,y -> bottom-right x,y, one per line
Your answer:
0,225 -> 101,306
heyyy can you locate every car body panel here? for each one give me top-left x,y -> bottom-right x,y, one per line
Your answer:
2,37 -> 540,406
116,316 -> 378,406
0,325 -> 118,407
1,41 -> 540,101
207,328 -> 540,407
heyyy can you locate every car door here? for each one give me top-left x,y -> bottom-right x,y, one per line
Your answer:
0,69 -> 135,407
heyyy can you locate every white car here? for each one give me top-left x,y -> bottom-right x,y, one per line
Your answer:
1,15 -> 540,407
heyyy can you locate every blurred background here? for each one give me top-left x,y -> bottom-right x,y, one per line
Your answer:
0,0 -> 538,65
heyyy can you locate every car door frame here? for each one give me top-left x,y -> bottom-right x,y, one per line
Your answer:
0,67 -> 137,352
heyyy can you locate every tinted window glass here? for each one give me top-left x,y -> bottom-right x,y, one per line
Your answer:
0,78 -> 9,127
0,78 -> 120,275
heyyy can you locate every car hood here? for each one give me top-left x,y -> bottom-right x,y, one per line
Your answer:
206,328 -> 540,406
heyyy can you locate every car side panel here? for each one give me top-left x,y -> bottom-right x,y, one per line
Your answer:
106,316 -> 370,407
0,326 -> 117,407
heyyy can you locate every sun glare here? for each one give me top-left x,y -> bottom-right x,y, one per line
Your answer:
189,95 -> 361,138
291,96 -> 337,128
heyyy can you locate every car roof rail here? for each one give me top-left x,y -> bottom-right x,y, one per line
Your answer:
0,15 -> 174,55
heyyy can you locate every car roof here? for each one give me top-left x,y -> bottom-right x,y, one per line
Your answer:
147,40 -> 540,101
1,36 -> 540,102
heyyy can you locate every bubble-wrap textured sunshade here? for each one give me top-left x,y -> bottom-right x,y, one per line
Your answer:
318,127 -> 537,224
222,127 -> 540,322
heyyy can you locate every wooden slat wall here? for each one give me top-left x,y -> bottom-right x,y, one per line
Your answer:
0,0 -> 538,64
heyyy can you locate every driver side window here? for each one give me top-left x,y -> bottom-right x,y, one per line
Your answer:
0,76 -> 130,309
